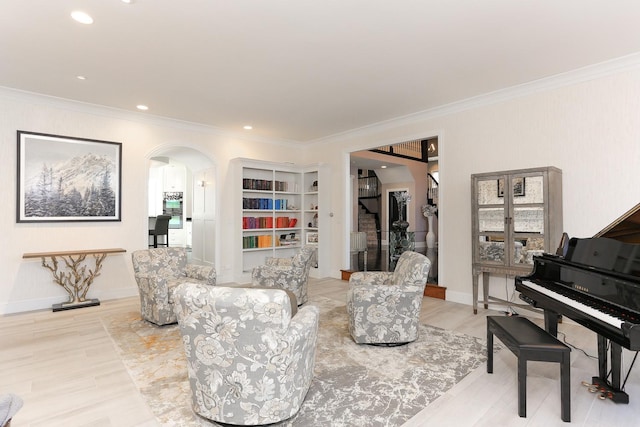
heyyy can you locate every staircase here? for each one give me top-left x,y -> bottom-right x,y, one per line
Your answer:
358,205 -> 379,249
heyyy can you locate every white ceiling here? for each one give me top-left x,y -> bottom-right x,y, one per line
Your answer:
2,1 -> 640,143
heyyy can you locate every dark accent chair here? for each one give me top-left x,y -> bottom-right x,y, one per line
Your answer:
148,214 -> 171,248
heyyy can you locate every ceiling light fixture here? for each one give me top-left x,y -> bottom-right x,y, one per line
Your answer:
243,125 -> 253,130
71,11 -> 93,24
136,105 -> 149,111
381,165 -> 387,169
76,75 -> 86,80
121,0 -> 133,3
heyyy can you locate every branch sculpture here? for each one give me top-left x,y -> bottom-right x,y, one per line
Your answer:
41,253 -> 107,304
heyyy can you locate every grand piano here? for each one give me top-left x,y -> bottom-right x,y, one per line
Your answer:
516,203 -> 640,403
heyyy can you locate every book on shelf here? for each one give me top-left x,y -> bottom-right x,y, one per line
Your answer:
242,216 -> 274,229
243,178 -> 273,191
276,216 -> 296,228
243,197 -> 274,210
279,232 -> 299,246
242,234 -> 273,249
274,198 -> 289,210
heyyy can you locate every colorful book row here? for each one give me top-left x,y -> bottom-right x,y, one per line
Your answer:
243,217 -> 298,229
243,235 -> 273,249
243,198 -> 291,210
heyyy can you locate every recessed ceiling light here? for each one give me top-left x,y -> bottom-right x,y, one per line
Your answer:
76,75 -> 86,80
71,11 -> 93,24
243,125 -> 253,130
381,165 -> 387,169
121,0 -> 133,3
136,105 -> 149,111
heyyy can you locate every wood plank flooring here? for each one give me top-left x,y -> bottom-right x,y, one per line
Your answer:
2,277 -> 639,426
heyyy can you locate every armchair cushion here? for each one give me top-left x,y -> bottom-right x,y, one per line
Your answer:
131,247 -> 216,325
173,283 -> 319,425
251,245 -> 316,305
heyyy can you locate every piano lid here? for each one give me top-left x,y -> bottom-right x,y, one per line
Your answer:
559,203 -> 640,278
594,202 -> 640,243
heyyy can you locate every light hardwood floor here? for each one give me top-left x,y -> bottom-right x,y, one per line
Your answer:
2,277 -> 640,426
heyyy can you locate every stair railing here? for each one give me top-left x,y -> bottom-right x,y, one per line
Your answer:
427,172 -> 439,209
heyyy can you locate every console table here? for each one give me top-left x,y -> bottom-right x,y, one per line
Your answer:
23,248 -> 126,311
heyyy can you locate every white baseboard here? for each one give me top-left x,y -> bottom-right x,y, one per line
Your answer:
1,287 -> 139,315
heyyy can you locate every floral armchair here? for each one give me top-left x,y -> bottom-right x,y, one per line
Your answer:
173,283 -> 319,425
251,245 -> 317,305
346,251 -> 431,345
131,247 -> 216,325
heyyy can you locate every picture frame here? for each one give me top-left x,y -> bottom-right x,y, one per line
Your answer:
17,131 -> 122,223
497,177 -> 525,198
305,232 -> 318,245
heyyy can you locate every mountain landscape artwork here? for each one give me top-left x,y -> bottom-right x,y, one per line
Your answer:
17,131 -> 122,222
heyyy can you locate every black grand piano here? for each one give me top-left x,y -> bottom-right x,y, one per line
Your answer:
516,203 -> 640,403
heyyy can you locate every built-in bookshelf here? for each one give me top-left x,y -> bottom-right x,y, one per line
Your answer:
237,160 -> 327,279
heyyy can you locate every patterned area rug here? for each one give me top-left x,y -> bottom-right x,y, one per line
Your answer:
105,297 -> 491,427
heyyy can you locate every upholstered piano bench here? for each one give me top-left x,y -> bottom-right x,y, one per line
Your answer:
487,315 -> 571,422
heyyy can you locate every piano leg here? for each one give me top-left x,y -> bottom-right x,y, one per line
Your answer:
543,310 -> 560,337
592,336 -> 629,404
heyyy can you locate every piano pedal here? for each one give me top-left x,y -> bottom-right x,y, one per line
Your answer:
582,380 -> 600,393
583,377 -> 630,404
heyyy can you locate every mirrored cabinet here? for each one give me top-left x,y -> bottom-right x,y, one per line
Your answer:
471,166 -> 562,313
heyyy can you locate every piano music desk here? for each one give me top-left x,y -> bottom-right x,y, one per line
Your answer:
487,315 -> 571,422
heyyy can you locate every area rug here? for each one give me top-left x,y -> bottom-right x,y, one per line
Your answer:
105,297 -> 492,427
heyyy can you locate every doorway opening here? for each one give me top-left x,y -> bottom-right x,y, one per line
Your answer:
147,147 -> 216,267
349,137 -> 439,282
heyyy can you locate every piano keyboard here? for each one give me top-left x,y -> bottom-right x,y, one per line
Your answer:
521,279 -> 624,329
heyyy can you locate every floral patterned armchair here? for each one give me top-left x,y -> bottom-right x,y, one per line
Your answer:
131,248 -> 216,325
250,245 -> 317,305
173,283 -> 319,425
346,251 -> 431,345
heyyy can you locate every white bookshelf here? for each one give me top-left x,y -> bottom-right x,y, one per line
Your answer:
236,159 -> 328,280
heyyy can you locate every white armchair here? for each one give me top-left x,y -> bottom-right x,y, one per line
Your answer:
346,251 -> 431,345
131,247 -> 216,325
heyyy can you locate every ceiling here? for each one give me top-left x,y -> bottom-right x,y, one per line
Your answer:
2,1 -> 640,143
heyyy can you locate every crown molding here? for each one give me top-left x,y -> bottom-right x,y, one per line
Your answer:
309,52 -> 640,146
0,86 -> 299,147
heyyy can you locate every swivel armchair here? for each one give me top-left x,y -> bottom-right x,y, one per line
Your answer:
131,247 -> 216,325
173,283 -> 319,425
251,245 -> 317,305
346,251 -> 431,345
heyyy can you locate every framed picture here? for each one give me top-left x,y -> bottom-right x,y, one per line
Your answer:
305,232 -> 318,245
497,177 -> 525,198
17,131 -> 122,222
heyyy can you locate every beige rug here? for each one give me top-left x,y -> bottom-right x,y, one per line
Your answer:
105,297 -> 491,426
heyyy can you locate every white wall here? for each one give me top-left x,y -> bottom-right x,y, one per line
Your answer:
0,90 -> 302,313
303,63 -> 640,306
2,58 -> 640,314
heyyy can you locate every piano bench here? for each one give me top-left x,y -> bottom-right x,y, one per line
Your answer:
487,315 -> 571,422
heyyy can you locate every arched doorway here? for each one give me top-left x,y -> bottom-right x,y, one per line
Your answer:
147,146 -> 216,266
